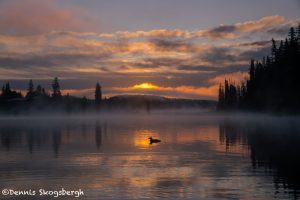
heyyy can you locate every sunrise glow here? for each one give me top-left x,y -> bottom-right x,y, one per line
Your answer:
0,1 -> 298,99
133,83 -> 159,90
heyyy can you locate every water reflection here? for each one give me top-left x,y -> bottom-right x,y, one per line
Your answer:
220,119 -> 300,199
95,122 -> 102,149
134,130 -> 161,149
0,116 -> 299,199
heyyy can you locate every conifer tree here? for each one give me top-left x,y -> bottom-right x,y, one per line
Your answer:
52,77 -> 62,99
95,82 -> 102,105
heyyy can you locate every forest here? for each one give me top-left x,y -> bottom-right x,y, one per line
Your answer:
218,24 -> 300,114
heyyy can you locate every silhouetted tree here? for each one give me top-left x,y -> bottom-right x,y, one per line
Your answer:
0,82 -> 22,101
218,23 -> 300,113
28,79 -> 34,94
271,38 -> 277,62
36,85 -> 42,95
217,84 -> 225,110
95,82 -> 102,105
26,79 -> 34,100
218,80 -> 238,110
52,77 -> 62,100
5,82 -> 10,94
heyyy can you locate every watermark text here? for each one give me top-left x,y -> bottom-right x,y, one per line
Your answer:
2,188 -> 84,198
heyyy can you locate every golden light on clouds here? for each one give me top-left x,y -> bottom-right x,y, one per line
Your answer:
0,5 -> 293,100
74,68 -> 103,73
133,82 -> 159,89
115,81 -> 219,99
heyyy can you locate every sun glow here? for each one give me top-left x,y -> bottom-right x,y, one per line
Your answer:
133,82 -> 158,89
134,130 -> 160,149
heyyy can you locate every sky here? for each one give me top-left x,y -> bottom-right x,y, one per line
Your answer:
0,0 -> 299,100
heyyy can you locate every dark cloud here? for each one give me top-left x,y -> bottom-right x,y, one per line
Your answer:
149,38 -> 195,52
177,64 -> 247,74
200,47 -> 236,63
239,40 -> 271,47
267,25 -> 291,36
211,25 -> 236,33
0,53 -> 112,69
197,45 -> 271,66
0,56 -> 54,69
116,57 -> 186,70
141,57 -> 186,68
216,64 -> 248,75
239,47 -> 270,60
202,25 -> 237,38
200,15 -> 287,39
177,65 -> 218,72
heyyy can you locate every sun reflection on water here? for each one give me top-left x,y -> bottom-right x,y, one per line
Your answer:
134,130 -> 160,149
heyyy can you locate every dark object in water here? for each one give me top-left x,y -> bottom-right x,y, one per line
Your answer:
149,137 -> 161,144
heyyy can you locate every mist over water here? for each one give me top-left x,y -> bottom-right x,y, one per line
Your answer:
0,113 -> 299,200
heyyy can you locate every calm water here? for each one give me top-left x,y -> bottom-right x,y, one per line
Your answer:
0,114 -> 300,200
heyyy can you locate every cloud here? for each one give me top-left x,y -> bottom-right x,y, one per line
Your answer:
0,52 -> 112,69
196,16 -> 286,39
0,0 -> 100,35
176,64 -> 248,75
200,47 -> 237,64
99,29 -> 190,39
197,25 -> 238,39
212,71 -> 248,85
99,15 -> 289,40
239,47 -> 271,60
237,40 -> 271,48
177,65 -> 218,72
0,14 -> 298,99
265,17 -> 300,36
235,15 -> 286,33
149,38 -> 196,52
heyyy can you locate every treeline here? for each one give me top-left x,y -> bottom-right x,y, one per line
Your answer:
0,78 -> 216,115
218,24 -> 300,113
0,77 -> 102,114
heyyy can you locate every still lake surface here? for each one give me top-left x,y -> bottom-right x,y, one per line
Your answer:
0,114 -> 299,200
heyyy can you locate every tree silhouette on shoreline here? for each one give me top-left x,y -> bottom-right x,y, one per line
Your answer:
218,24 -> 300,113
52,77 -> 62,100
95,82 -> 102,110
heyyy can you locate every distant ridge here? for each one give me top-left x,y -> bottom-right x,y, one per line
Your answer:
107,94 -> 217,110
109,94 -> 167,101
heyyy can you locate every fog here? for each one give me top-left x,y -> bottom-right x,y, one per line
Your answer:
0,109 -> 299,128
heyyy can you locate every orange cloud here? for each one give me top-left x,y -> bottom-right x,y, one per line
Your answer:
99,29 -> 191,39
212,71 -> 248,85
235,15 -> 285,33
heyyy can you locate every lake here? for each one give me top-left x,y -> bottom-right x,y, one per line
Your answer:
0,114 -> 299,199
